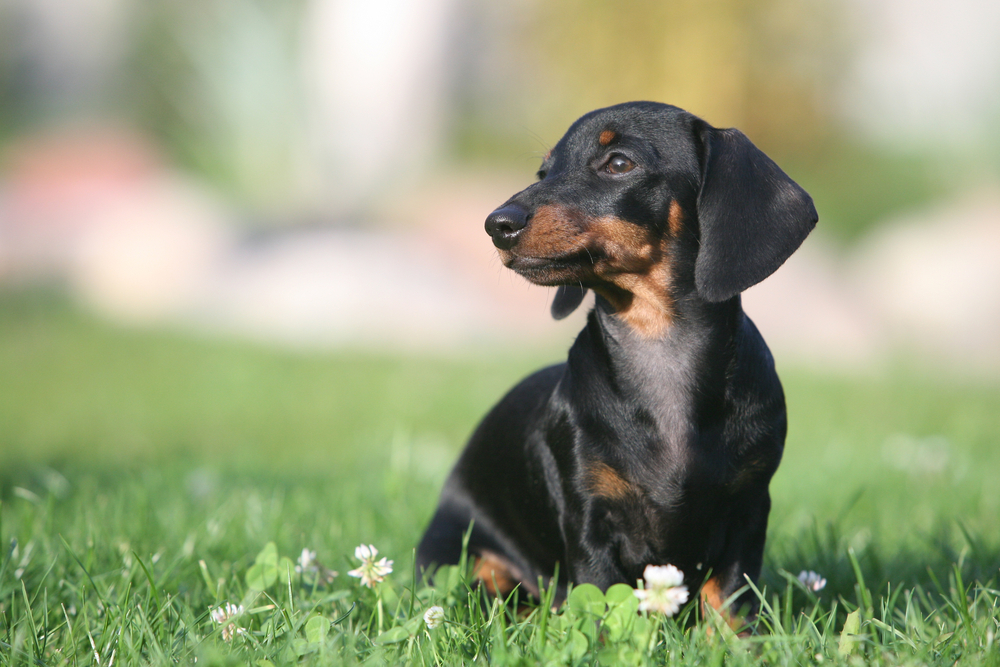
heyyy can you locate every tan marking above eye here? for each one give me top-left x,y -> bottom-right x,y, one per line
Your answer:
599,130 -> 617,145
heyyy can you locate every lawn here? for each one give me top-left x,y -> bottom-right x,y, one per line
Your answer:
1,293 -> 999,665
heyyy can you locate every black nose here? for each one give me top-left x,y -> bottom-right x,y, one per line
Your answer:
485,205 -> 529,250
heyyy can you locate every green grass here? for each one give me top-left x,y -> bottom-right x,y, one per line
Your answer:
2,293 -> 1000,665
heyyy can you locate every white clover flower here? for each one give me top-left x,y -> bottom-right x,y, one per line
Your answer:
423,605 -> 445,629
354,544 -> 376,561
634,564 -> 689,617
797,570 -> 827,592
210,602 -> 243,624
295,547 -> 338,582
347,544 -> 393,588
643,564 -> 685,588
210,602 -> 245,642
296,548 -> 318,574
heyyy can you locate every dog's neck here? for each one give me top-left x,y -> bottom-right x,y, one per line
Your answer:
572,293 -> 744,447
590,292 -> 742,374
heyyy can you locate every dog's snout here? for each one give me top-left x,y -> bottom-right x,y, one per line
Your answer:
485,205 -> 529,250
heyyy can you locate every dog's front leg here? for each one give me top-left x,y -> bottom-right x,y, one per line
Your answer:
558,513 -> 639,593
699,491 -> 771,633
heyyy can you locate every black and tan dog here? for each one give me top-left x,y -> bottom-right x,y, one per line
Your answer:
417,102 -> 816,625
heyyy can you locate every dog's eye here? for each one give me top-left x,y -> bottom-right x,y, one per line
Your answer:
604,155 -> 635,174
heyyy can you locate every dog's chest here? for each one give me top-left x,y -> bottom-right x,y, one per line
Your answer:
580,356 -> 775,505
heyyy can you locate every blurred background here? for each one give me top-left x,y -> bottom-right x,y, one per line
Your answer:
3,4 -> 1000,631
1,0 -> 1000,595
1,0 -> 998,369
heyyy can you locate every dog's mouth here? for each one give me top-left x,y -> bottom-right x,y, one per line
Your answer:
500,249 -> 595,286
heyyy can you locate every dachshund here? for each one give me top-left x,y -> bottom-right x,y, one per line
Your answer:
416,101 -> 817,626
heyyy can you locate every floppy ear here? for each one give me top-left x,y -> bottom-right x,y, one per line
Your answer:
551,285 -> 588,319
694,124 -> 817,302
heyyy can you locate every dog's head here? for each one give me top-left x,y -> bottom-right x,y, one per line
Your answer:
485,102 -> 817,336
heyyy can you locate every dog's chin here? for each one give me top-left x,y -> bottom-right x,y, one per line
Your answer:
501,254 -> 587,287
